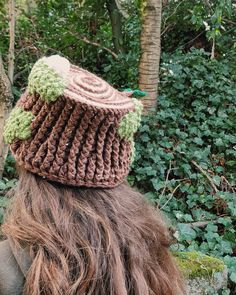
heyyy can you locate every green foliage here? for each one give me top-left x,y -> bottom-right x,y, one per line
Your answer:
174,251 -> 225,279
0,0 -> 141,91
162,0 -> 236,55
130,49 -> 236,289
0,178 -> 16,227
4,154 -> 16,178
0,205 -> 8,232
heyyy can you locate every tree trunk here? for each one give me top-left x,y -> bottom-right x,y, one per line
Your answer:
0,0 -> 15,178
0,56 -> 13,178
106,0 -> 125,54
139,0 -> 162,113
8,0 -> 15,84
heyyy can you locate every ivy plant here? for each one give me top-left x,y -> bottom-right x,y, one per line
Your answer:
130,49 -> 236,291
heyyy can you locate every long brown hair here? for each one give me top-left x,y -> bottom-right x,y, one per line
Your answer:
3,169 -> 184,295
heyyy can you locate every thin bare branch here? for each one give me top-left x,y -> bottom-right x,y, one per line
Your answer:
115,0 -> 129,18
161,183 -> 181,210
191,160 -> 219,193
75,35 -> 118,59
161,23 -> 176,36
180,31 -> 205,48
184,218 -> 227,228
211,36 -> 215,59
13,68 -> 28,82
221,176 -> 235,193
162,0 -> 184,33
160,160 -> 172,199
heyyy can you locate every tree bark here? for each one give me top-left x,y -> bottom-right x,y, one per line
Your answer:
106,0 -> 125,54
0,55 -> 13,178
8,0 -> 15,84
0,0 -> 15,178
139,0 -> 162,113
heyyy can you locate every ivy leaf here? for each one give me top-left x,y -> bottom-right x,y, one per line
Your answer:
213,175 -> 221,186
215,138 -> 224,147
177,223 -> 197,241
0,197 -> 10,208
230,272 -> 236,283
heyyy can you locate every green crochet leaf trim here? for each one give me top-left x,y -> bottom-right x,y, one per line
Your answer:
118,98 -> 143,141
130,140 -> 136,164
123,88 -> 147,98
4,107 -> 35,144
28,59 -> 66,102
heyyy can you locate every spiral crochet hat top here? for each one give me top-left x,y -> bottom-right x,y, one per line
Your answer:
4,55 -> 143,188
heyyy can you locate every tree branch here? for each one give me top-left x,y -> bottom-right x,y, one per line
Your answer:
191,160 -> 219,193
115,0 -> 129,18
13,68 -> 28,82
184,218 -> 228,228
160,160 -> 172,199
75,34 -> 118,59
161,183 -> 181,210
211,36 -> 215,59
106,0 -> 125,54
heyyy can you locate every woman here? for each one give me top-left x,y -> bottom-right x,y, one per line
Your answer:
0,56 -> 184,295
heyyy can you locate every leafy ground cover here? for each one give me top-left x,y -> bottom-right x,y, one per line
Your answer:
129,49 -> 236,293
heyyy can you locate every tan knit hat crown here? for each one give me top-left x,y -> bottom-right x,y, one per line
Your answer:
4,55 -> 143,188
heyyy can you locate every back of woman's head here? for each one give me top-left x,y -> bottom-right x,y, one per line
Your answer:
3,169 -> 184,295
3,56 -> 184,294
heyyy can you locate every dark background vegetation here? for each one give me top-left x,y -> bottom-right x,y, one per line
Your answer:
0,0 -> 236,293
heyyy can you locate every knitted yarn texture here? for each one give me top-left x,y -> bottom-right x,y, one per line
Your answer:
4,55 -> 143,188
4,107 -> 35,144
28,58 -> 69,102
118,98 -> 143,141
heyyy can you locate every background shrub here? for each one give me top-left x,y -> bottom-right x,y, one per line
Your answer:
130,49 -> 236,291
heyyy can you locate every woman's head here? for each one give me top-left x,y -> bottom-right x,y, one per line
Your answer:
3,56 -> 184,294
3,169 -> 184,295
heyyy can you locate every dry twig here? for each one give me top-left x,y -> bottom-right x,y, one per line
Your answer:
161,183 -> 181,210
160,160 -> 172,199
75,35 -> 118,59
191,160 -> 219,193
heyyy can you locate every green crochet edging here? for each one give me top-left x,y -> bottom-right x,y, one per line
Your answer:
130,140 -> 135,164
123,88 -> 147,98
28,59 -> 66,102
4,107 -> 35,144
118,98 -> 143,164
118,98 -> 143,142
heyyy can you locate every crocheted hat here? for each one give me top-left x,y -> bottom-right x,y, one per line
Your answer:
4,55 -> 143,188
